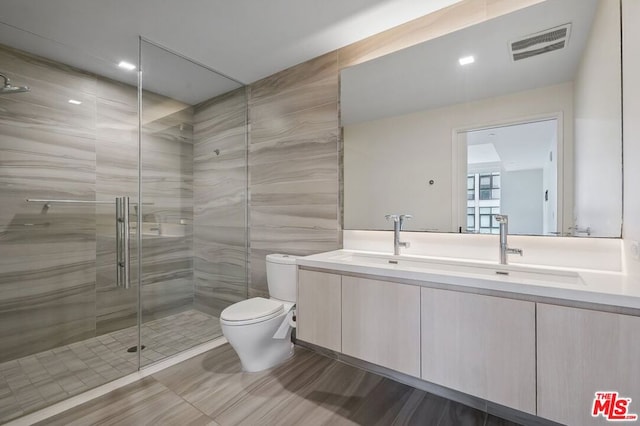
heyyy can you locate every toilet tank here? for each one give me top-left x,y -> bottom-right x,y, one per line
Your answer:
266,254 -> 299,302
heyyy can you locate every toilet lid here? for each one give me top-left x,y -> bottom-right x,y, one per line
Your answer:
220,297 -> 284,323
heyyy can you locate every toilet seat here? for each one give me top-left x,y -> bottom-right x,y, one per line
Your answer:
220,297 -> 284,326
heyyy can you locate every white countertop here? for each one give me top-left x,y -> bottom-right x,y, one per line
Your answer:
297,249 -> 640,310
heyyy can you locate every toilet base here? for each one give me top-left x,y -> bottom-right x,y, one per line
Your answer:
221,311 -> 295,372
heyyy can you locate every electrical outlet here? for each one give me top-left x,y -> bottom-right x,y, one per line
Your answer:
631,241 -> 640,261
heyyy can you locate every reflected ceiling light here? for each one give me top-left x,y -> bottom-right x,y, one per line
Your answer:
118,61 -> 136,71
458,55 -> 475,66
68,99 -> 82,105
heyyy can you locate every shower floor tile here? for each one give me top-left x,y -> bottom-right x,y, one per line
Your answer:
0,309 -> 221,424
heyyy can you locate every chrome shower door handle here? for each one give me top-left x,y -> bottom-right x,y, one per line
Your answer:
115,196 -> 131,289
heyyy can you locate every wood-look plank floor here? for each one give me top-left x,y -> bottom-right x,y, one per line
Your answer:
37,344 -> 521,426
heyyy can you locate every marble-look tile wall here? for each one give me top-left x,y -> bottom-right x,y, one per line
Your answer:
0,45 -> 98,363
0,43 -> 195,361
193,88 -> 247,317
247,53 -> 341,297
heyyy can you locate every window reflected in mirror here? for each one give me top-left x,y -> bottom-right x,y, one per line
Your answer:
460,118 -> 558,236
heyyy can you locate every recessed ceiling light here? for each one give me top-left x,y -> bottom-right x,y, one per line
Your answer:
68,99 -> 82,105
458,55 -> 475,66
118,61 -> 136,71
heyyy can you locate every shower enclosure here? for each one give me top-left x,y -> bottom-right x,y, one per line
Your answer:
0,32 -> 247,423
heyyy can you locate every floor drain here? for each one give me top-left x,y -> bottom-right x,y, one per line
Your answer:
127,345 -> 146,353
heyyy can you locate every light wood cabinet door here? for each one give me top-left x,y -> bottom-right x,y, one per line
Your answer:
297,269 -> 342,351
341,276 -> 421,377
537,304 -> 640,425
421,287 -> 536,414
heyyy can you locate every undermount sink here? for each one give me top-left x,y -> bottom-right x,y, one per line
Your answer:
326,251 -> 584,286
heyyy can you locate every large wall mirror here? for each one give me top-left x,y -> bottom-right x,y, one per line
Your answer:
341,0 -> 622,237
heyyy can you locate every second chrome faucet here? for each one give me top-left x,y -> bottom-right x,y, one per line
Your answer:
385,214 -> 412,255
495,214 -> 523,264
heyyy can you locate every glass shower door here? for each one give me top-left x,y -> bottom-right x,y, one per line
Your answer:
0,25 -> 248,423
0,28 -> 141,423
138,39 -> 247,366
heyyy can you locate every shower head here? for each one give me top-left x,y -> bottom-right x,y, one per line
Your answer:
0,73 -> 30,94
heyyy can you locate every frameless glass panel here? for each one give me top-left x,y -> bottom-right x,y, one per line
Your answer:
139,39 -> 246,366
0,23 -> 140,422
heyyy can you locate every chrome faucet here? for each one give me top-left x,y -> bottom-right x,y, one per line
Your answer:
385,214 -> 412,255
495,215 -> 523,265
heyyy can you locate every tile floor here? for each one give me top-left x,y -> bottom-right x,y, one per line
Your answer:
36,344 -> 525,426
0,309 -> 221,423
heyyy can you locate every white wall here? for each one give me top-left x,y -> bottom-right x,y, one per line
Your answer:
622,0 -> 640,276
501,169 -> 543,235
573,0 -> 622,237
344,82 -> 573,231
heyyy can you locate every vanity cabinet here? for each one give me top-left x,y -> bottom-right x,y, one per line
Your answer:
537,304 -> 640,426
420,287 -> 536,414
342,276 -> 421,377
297,265 -> 640,424
297,270 -> 342,351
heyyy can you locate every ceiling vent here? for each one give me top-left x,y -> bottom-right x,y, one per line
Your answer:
510,23 -> 571,61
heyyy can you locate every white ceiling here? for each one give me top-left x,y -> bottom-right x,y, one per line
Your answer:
0,0 -> 462,105
467,119 -> 557,172
341,0 -> 598,125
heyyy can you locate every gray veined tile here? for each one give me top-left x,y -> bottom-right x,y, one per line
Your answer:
143,130 -> 194,156
249,191 -> 338,208
96,78 -> 137,111
194,225 -> 247,248
249,152 -> 338,187
249,52 -> 338,102
250,204 -> 338,228
194,88 -> 246,137
249,101 -> 338,155
0,98 -> 96,141
194,196 -> 246,228
143,109 -> 194,140
35,377 -> 213,426
437,400 -> 488,426
194,281 -> 246,317
249,226 -> 339,249
0,124 -> 96,182
194,142 -> 246,172
249,75 -> 339,125
141,278 -> 195,323
158,345 -> 518,426
194,129 -> 246,160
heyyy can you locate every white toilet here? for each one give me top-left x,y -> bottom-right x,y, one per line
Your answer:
220,253 -> 298,372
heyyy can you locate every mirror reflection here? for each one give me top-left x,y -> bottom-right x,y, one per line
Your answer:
462,118 -> 558,236
341,0 -> 621,237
